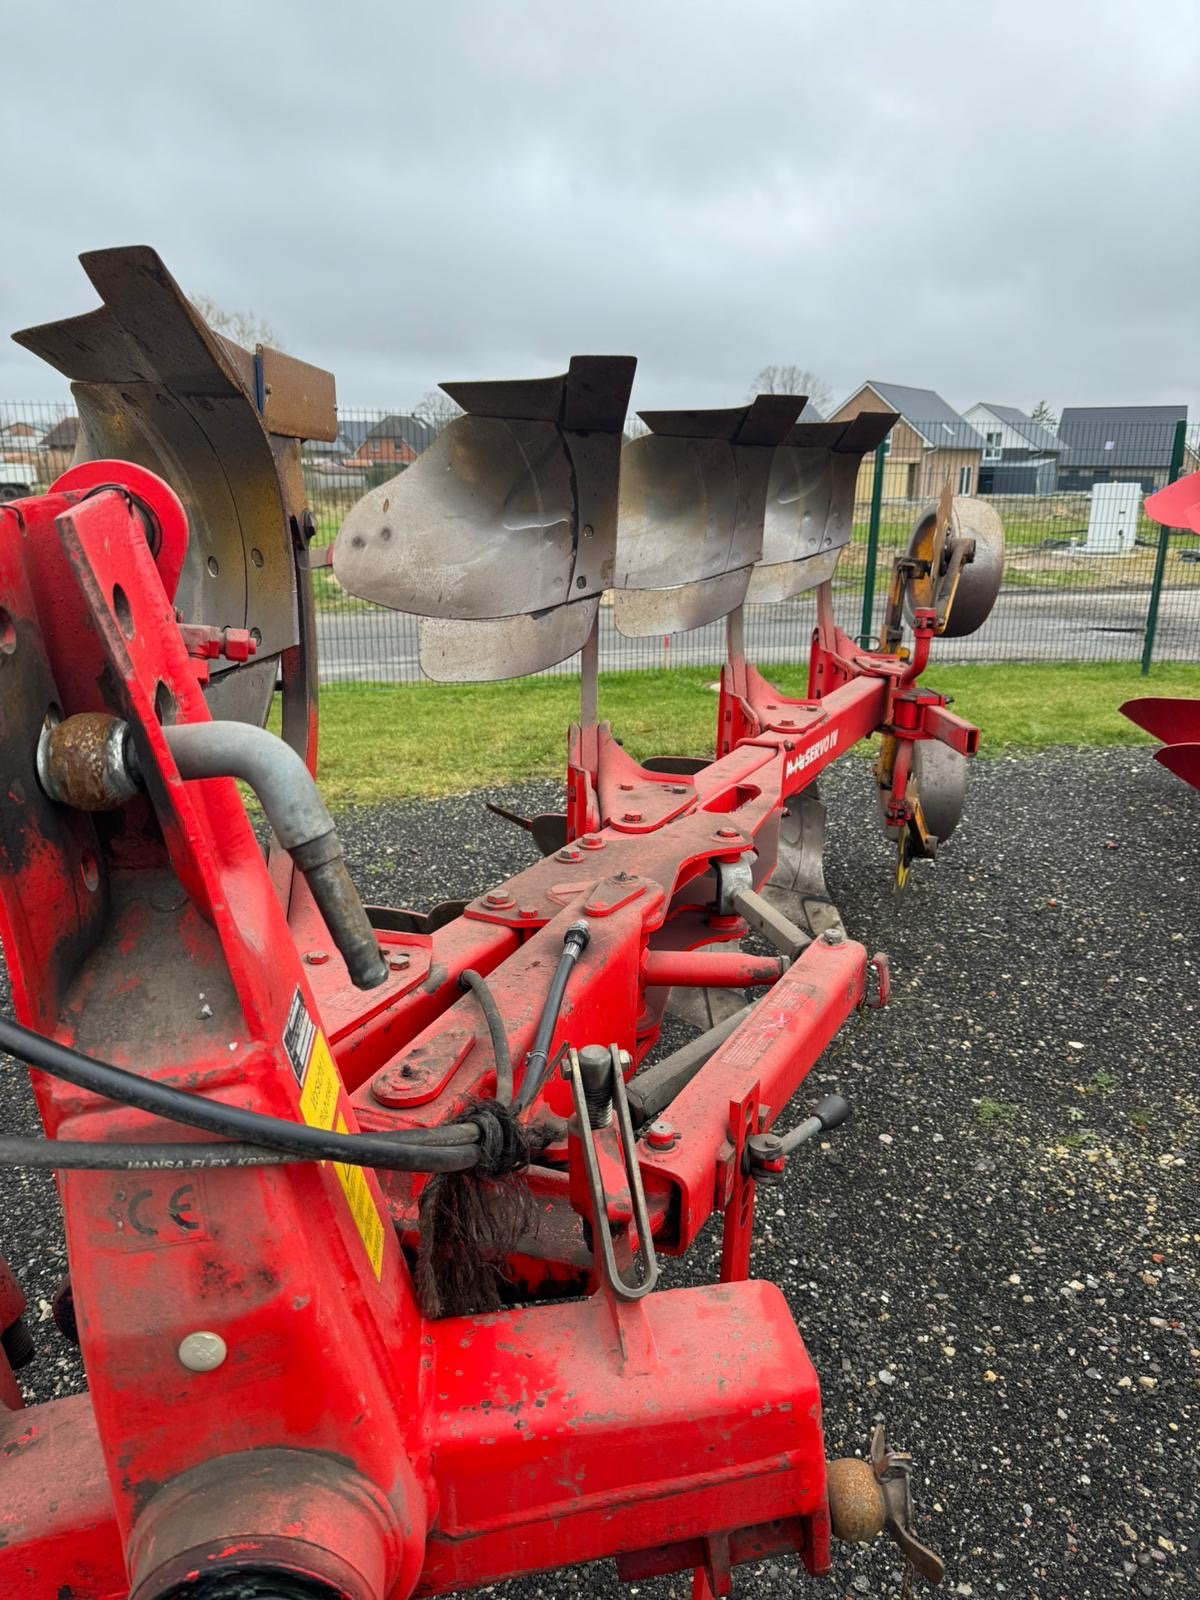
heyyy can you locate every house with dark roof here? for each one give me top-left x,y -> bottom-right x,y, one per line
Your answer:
40,415 -> 80,478
348,414 -> 436,471
827,381 -> 984,499
963,403 -> 1062,495
1054,405 -> 1195,493
41,416 -> 80,452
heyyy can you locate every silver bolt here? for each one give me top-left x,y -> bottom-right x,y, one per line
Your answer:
178,1330 -> 227,1372
820,928 -> 845,945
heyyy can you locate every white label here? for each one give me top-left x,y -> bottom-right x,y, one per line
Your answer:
784,729 -> 839,780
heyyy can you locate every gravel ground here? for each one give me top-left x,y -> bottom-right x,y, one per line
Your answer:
2,747 -> 1196,1599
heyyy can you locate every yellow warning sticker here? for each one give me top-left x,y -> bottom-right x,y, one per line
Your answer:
298,1031 -> 340,1132
284,987 -> 386,1279
334,1113 -> 386,1280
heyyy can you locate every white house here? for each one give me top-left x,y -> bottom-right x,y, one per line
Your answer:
962,404 -> 1062,494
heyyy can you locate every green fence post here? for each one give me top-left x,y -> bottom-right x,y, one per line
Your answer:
859,440 -> 887,643
1140,418 -> 1188,675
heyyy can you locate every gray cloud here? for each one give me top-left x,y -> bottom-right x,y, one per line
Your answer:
3,1 -> 1197,418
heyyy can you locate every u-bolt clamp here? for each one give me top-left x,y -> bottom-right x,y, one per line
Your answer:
562,1044 -> 660,1300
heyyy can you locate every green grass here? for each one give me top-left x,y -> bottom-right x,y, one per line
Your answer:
974,1097 -> 1017,1126
299,660 -> 1200,807
1081,1070 -> 1116,1096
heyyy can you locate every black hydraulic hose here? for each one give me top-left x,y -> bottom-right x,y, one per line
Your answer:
159,722 -> 388,991
460,969 -> 513,1105
512,919 -> 590,1114
0,1016 -> 478,1173
0,1136 -> 307,1170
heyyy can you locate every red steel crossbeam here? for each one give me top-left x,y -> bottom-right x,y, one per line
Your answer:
0,467 -> 973,1597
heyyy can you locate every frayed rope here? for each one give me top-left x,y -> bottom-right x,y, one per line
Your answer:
416,1099 -> 538,1319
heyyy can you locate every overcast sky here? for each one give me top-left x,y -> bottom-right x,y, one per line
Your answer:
2,2 -> 1197,419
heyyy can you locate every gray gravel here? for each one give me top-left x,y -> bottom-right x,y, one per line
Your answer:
2,747 -> 1197,1599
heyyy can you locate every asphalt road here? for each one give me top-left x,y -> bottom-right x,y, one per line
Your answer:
315,589 -> 1200,683
1,748 -> 1197,1598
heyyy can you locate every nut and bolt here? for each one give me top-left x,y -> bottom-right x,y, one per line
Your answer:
557,845 -> 582,862
714,826 -> 740,841
820,927 -> 846,945
622,810 -> 643,823
579,834 -> 606,851
577,1045 -> 614,1129
484,890 -> 515,909
372,1065 -> 419,1107
645,1119 -> 680,1151
518,905 -> 539,918
303,950 -> 329,966
387,952 -> 411,972
178,1331 -> 227,1372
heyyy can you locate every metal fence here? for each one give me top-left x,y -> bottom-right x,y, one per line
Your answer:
5,402 -> 1198,682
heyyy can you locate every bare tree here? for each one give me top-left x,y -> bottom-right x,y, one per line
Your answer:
414,389 -> 465,436
1030,399 -> 1058,431
749,364 -> 833,415
191,294 -> 285,352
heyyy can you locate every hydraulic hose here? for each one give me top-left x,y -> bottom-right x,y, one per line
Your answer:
0,1015 -> 478,1173
159,722 -> 388,991
460,969 -> 513,1105
0,1136 -> 307,1170
512,918 -> 590,1113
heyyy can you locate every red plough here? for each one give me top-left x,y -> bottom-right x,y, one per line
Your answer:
1121,470 -> 1200,790
0,250 -> 1005,1598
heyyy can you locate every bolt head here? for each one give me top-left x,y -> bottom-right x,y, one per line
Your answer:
303,950 -> 329,965
579,834 -> 606,850
557,846 -> 582,862
372,1066 -> 420,1107
646,1120 -> 680,1151
484,891 -> 514,908
388,952 -> 411,971
820,927 -> 845,945
178,1331 -> 226,1372
518,906 -> 539,918
714,826 -> 740,841
622,811 -> 643,823
618,782 -> 633,791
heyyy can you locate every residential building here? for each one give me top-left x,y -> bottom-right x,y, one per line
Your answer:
962,403 -> 1061,495
1055,405 -> 1195,493
827,381 -> 984,499
41,415 -> 80,479
348,414 -> 436,470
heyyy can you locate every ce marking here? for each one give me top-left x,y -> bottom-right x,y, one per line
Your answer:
111,1179 -> 210,1248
